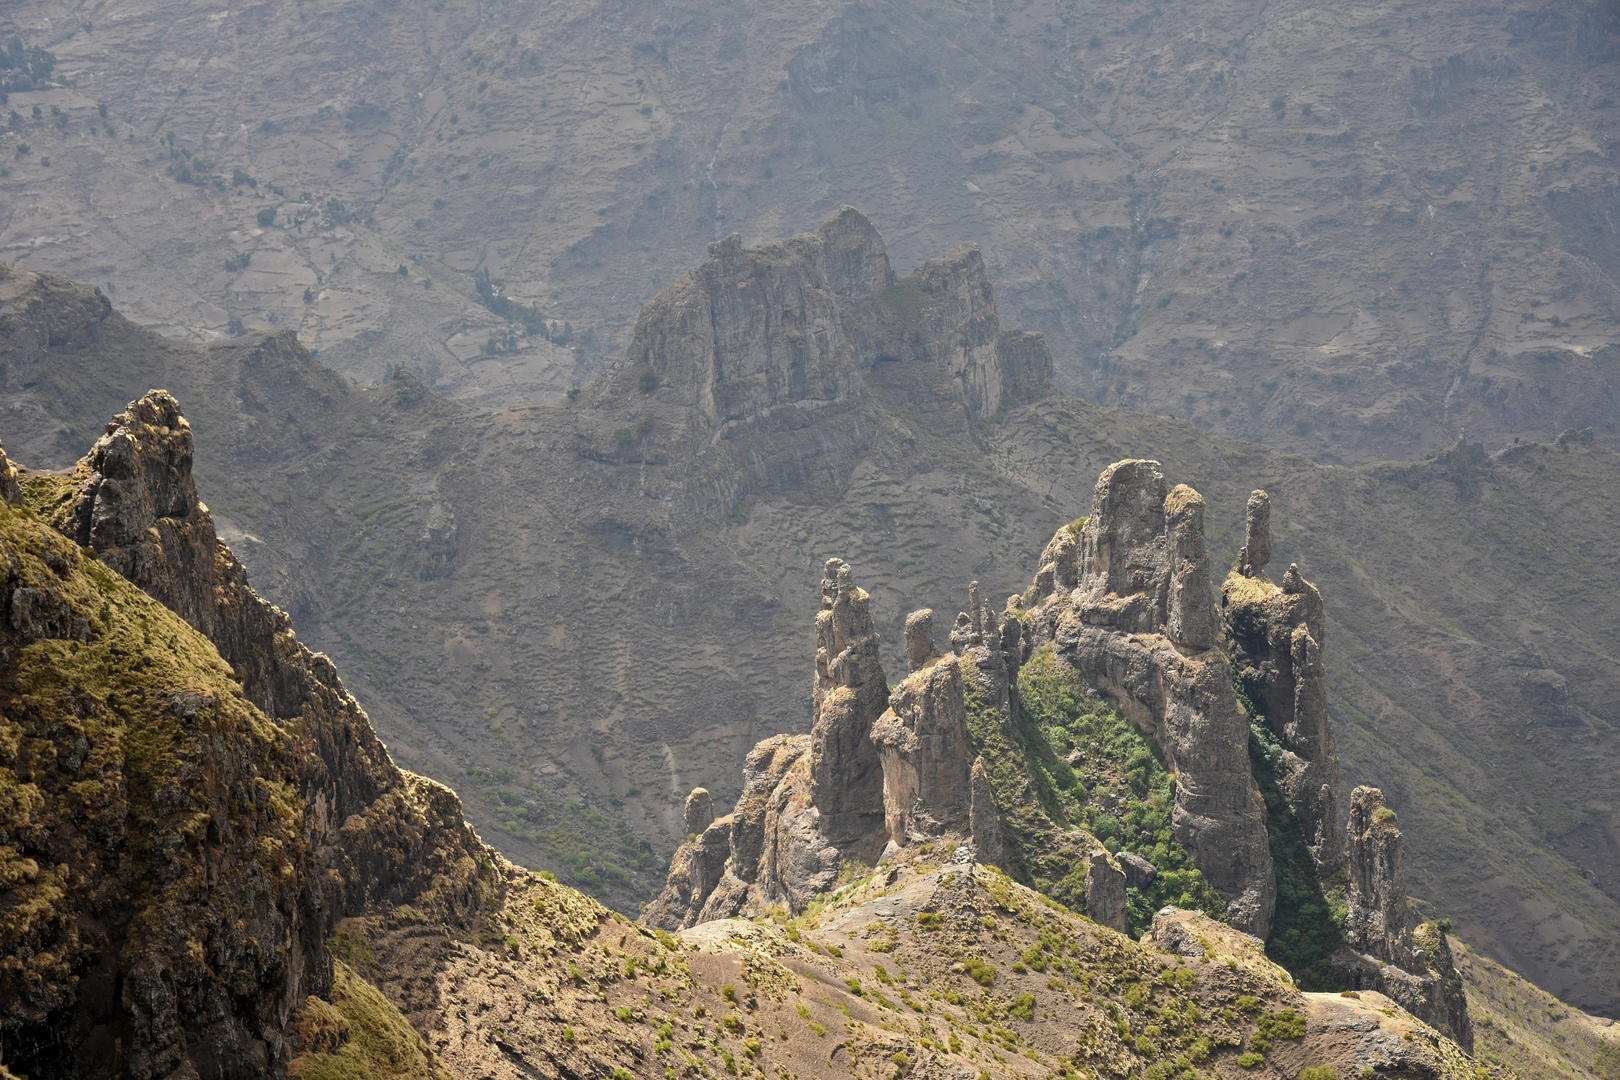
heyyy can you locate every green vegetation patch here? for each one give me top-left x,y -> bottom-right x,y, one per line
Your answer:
1245,706 -> 1348,988
981,644 -> 1225,934
289,960 -> 450,1079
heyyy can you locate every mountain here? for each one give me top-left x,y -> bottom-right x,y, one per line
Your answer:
0,382 -> 1504,1080
2,206 -> 1620,1017
2,0 -> 1619,460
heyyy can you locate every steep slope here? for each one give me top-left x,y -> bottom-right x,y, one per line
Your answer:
2,0 -> 1619,459
0,394 -> 503,1078
1,209 -> 1619,1013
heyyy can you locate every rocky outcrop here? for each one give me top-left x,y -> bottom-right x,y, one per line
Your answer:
0,440 -> 20,505
1344,787 -> 1417,967
810,558 -> 890,850
1,391 -> 500,1079
615,207 -> 1050,434
1027,460 -> 1276,937
684,786 -> 716,836
1083,850 -> 1130,935
645,562 -> 893,929
1333,788 -> 1472,1050
968,755 -> 1005,868
870,648 -> 972,851
1221,491 -> 1342,878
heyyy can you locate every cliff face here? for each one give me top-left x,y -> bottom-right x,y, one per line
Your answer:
613,207 -> 1051,435
1026,460 -> 1276,937
0,392 -> 500,1079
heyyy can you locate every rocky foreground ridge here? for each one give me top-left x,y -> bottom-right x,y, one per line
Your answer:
647,455 -> 1472,1048
0,393 -> 502,1078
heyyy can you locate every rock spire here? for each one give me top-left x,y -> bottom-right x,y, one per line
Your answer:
1333,788 -> 1472,1049
1221,500 -> 1343,879
1027,460 -> 1276,937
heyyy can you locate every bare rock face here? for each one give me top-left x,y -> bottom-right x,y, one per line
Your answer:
1083,850 -> 1130,934
969,756 -> 1005,868
904,608 -> 937,672
647,562 -> 893,927
684,787 -> 717,836
61,391 -> 220,637
1334,788 -> 1472,1050
617,207 -> 1051,434
870,646 -> 973,849
1222,510 -> 1343,878
1238,489 -> 1272,578
811,558 -> 889,849
0,439 -> 21,504
1030,459 -> 1276,937
1344,787 -> 1417,968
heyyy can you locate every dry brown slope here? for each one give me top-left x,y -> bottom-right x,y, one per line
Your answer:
2,0 -> 1619,459
4,260 -> 1620,1012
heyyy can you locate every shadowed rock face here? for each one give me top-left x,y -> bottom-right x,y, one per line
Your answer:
2,391 -> 500,1080
1222,498 -> 1343,880
1030,460 -> 1276,937
811,557 -> 890,849
1335,788 -> 1472,1050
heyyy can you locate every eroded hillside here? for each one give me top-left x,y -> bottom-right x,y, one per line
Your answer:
2,206 -> 1619,1015
1,0 -> 1618,459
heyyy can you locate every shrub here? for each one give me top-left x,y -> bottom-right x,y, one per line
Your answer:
962,958 -> 996,987
638,365 -> 658,392
1300,1068 -> 1337,1080
256,207 -> 278,227
1010,994 -> 1035,1021
1238,1053 -> 1265,1069
614,427 -> 634,445
917,911 -> 944,929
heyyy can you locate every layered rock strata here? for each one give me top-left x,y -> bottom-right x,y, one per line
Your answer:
1334,788 -> 1472,1049
1026,460 -> 1276,937
1221,490 -> 1343,878
2,391 -> 499,1078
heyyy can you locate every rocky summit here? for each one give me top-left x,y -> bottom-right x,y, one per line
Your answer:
648,448 -> 1477,1048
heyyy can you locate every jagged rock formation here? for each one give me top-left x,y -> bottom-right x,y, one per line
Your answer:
614,207 -> 1051,435
1334,788 -> 1473,1050
1221,490 -> 1343,878
0,392 -> 499,1079
684,786 -> 716,837
1025,460 -> 1276,937
869,648 -> 972,852
644,560 -> 894,929
810,558 -> 890,851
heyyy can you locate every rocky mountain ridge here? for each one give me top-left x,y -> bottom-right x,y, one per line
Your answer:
2,0 -> 1618,463
0,386 -> 1511,1080
645,445 -> 1472,1047
0,392 -> 500,1077
1,208 -> 1619,1014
